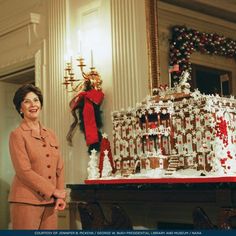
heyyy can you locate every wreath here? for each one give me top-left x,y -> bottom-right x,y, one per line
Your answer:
169,25 -> 236,84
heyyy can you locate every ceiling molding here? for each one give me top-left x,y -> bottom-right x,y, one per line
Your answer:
158,1 -> 236,33
0,12 -> 40,37
159,0 -> 236,24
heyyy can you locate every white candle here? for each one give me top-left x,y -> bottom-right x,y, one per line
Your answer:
64,54 -> 70,64
64,69 -> 67,78
91,50 -> 94,67
168,72 -> 172,88
77,30 -> 82,55
78,40 -> 82,57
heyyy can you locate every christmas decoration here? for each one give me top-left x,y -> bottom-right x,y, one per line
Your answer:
215,116 -> 228,147
213,115 -> 236,175
87,149 -> 100,179
66,72 -> 104,154
101,150 -> 113,178
98,133 -> 115,177
169,25 -> 236,84
110,88 -> 236,179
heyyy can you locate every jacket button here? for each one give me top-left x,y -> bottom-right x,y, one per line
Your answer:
47,165 -> 51,168
46,154 -> 50,157
48,176 -> 52,179
43,144 -> 46,147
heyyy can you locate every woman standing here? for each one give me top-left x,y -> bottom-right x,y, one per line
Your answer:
9,84 -> 66,229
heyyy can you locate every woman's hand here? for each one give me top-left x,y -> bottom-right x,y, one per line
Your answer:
55,198 -> 66,211
53,189 -> 66,199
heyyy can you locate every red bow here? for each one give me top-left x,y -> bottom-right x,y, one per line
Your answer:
70,89 -> 104,145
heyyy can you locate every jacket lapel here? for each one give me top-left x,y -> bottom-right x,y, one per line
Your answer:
20,121 -> 49,139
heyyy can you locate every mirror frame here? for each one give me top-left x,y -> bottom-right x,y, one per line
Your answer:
145,0 -> 160,93
145,1 -> 236,92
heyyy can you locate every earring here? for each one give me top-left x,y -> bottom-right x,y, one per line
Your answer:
20,111 -> 23,115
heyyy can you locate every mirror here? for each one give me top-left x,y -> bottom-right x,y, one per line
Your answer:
146,0 -> 236,95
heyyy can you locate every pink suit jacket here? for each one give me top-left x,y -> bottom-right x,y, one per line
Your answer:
8,121 -> 64,205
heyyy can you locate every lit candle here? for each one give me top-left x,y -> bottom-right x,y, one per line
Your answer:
91,50 -> 94,67
168,72 -> 171,88
64,69 -> 68,78
77,30 -> 82,55
79,40 -> 82,56
64,54 -> 70,64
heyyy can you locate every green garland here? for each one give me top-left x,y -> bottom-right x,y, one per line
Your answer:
169,25 -> 236,84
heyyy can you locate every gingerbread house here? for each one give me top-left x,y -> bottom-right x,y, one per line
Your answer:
112,82 -> 236,178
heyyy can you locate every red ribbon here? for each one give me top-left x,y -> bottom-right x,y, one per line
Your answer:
70,89 -> 104,145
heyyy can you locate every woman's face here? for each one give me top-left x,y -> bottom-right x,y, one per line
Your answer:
20,92 -> 42,121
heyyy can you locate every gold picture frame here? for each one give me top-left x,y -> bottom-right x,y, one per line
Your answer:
145,0 -> 160,93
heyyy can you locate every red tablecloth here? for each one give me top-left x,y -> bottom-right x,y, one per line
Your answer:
85,176 -> 236,185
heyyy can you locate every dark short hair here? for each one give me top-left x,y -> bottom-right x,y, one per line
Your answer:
13,84 -> 43,118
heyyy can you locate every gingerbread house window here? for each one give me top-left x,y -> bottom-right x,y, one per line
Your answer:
186,133 -> 193,153
116,161 -> 121,170
145,159 -> 151,170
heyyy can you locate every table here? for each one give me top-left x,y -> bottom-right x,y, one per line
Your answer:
67,180 -> 236,229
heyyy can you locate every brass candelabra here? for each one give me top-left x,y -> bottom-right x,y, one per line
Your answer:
63,57 -> 101,92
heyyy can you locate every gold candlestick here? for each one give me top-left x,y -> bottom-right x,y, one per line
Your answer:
63,54 -> 101,92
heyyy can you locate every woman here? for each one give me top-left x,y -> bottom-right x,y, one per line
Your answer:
8,84 -> 66,229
